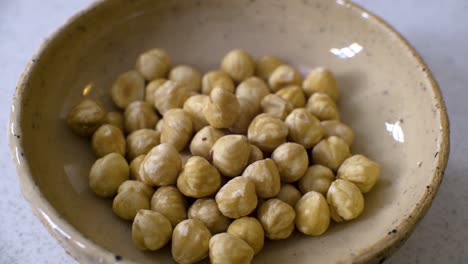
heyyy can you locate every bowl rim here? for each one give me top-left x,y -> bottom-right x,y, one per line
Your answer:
8,0 -> 450,263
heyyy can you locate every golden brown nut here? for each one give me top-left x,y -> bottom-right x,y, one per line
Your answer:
247,114 -> 288,152
111,70 -> 145,109
201,70 -> 235,95
183,94 -> 210,131
306,93 -> 340,121
312,136 -> 351,171
129,155 -> 146,182
295,191 -> 330,236
257,199 -> 295,240
230,98 -> 259,134
153,80 -> 191,115
126,129 -> 160,161
337,155 -> 381,193
327,179 -> 364,222
91,124 -> 126,158
302,67 -> 339,101
276,184 -> 302,207
169,65 -> 202,93
255,55 -> 283,81
271,142 -> 308,183
104,111 -> 124,131
261,94 -> 294,120
155,119 -> 164,133
172,219 -> 212,264
112,180 -> 153,220
177,156 -> 221,198
139,143 -> 182,186
247,144 -> 264,165
67,99 -> 106,137
89,153 -> 129,197
285,108 -> 323,148
298,165 -> 335,195
210,135 -> 250,177
268,64 -> 302,92
151,186 -> 187,227
209,233 -> 254,264
235,77 -> 270,110
227,217 -> 264,255
132,209 -> 172,250
189,126 -> 225,159
276,85 -> 306,108
215,177 -> 257,218
221,49 -> 255,83
135,48 -> 171,81
242,159 -> 281,198
124,101 -> 159,134
160,109 -> 193,151
321,120 -> 355,146
203,87 -> 240,129
188,199 -> 231,234
145,78 -> 166,105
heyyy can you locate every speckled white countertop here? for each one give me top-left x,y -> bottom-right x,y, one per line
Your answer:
1,0 -> 467,263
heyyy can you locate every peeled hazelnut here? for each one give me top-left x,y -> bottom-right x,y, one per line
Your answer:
172,219 -> 212,264
257,199 -> 295,240
135,48 -> 171,81
235,76 -> 270,110
261,94 -> 293,120
299,165 -> 335,195
132,210 -> 172,251
89,153 -> 129,197
210,135 -> 250,177
112,180 -> 153,220
268,64 -> 302,92
209,233 -> 254,264
242,159 -> 281,198
190,126 -> 225,159
188,199 -> 231,234
321,120 -> 355,146
295,191 -> 330,236
201,70 -> 235,95
221,49 -> 255,82
126,129 -> 160,161
247,114 -> 288,152
302,67 -> 339,101
276,184 -> 301,207
312,136 -> 351,171
155,119 -> 164,133
160,109 -> 193,151
67,99 -> 106,137
306,93 -> 340,121
276,85 -> 306,108
327,179 -> 364,222
104,111 -> 124,131
230,97 -> 259,135
151,186 -> 187,227
169,65 -> 202,93
204,87 -> 240,129
111,70 -> 145,109
255,55 -> 283,81
227,217 -> 264,255
91,124 -> 126,158
145,78 -> 166,105
271,142 -> 308,183
129,155 -> 146,182
248,144 -> 264,165
139,143 -> 182,186
215,177 -> 258,218
183,94 -> 210,131
124,101 -> 159,134
153,80 -> 191,115
177,156 -> 221,198
337,155 -> 381,193
285,108 -> 323,148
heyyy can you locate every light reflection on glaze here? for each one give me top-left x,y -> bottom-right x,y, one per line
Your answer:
330,43 -> 363,59
361,12 -> 369,19
82,83 -> 93,96
39,208 -> 72,240
15,147 -> 21,165
385,121 -> 405,143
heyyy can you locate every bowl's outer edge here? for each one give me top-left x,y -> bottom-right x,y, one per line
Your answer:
8,0 -> 450,263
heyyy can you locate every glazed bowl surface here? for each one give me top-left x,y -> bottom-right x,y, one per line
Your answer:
9,0 -> 449,263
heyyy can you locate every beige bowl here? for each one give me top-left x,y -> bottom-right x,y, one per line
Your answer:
9,0 -> 449,263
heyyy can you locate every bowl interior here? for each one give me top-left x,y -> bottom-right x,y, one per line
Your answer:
12,0 -> 447,263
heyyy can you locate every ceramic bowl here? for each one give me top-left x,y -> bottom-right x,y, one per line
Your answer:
9,0 -> 449,263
